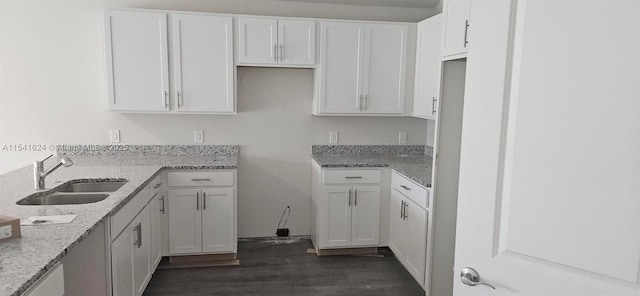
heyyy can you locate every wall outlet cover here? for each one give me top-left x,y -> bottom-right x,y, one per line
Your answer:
329,131 -> 338,144
194,131 -> 204,143
398,132 -> 407,144
109,130 -> 120,143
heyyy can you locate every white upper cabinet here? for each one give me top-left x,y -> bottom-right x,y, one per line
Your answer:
413,15 -> 442,120
171,14 -> 234,113
104,10 -> 170,112
315,21 -> 408,115
441,0 -> 470,60
237,17 -> 315,67
104,10 -> 235,114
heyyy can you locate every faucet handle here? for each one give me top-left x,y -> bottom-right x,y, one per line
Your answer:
42,154 -> 54,162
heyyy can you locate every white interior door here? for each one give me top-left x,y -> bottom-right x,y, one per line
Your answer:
454,1 -> 640,295
172,14 -> 234,113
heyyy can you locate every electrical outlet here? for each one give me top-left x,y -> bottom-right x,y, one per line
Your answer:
329,131 -> 338,144
398,132 -> 407,144
194,131 -> 204,143
109,130 -> 120,143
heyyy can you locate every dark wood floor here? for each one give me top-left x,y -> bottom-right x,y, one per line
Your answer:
144,238 -> 424,296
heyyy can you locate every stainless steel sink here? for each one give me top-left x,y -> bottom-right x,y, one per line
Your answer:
16,178 -> 128,206
57,181 -> 127,193
16,193 -> 109,205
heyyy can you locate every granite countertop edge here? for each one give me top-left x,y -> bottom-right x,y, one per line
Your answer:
0,158 -> 238,296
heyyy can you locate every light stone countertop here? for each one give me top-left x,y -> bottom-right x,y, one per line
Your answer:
311,154 -> 433,187
0,155 -> 237,296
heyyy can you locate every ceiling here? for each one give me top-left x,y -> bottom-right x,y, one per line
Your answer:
276,0 -> 440,9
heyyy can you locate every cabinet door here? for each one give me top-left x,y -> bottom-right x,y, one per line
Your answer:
149,192 -> 163,270
361,24 -> 408,114
389,190 -> 408,259
317,22 -> 364,114
441,0 -> 470,58
171,14 -> 234,113
278,20 -> 315,66
413,15 -> 442,120
321,185 -> 353,247
104,10 -> 169,112
168,189 -> 202,254
237,18 -> 278,64
350,185 -> 381,246
201,187 -> 236,253
111,224 -> 134,296
404,200 -> 427,285
133,206 -> 151,296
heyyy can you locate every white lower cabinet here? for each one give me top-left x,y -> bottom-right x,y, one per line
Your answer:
23,264 -> 64,296
389,171 -> 430,287
110,180 -> 162,296
111,203 -> 151,296
167,170 -> 237,255
311,164 -> 382,251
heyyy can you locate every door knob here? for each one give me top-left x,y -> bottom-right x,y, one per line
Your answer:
460,267 -> 495,290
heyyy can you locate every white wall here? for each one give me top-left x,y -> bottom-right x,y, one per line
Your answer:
0,0 -> 432,237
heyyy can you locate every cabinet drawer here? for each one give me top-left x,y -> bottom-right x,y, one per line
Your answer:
322,169 -> 381,184
149,174 -> 162,197
392,171 -> 429,209
167,171 -> 234,187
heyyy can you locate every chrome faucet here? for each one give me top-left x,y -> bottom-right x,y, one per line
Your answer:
34,154 -> 73,190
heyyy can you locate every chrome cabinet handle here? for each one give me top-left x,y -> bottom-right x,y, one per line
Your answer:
403,202 -> 408,220
279,44 -> 284,61
461,267 -> 495,290
153,183 -> 162,189
133,223 -> 142,248
345,176 -> 362,179
159,196 -> 165,214
400,200 -> 405,218
196,192 -> 199,210
357,95 -> 362,111
464,20 -> 470,48
177,91 -> 182,108
274,43 -> 278,61
191,178 -> 211,181
348,189 -> 352,206
363,94 -> 368,111
354,189 -> 358,206
163,90 -> 168,108
400,185 -> 411,191
432,97 -> 437,115
203,192 -> 207,210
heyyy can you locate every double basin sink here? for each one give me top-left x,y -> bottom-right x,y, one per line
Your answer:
17,179 -> 128,205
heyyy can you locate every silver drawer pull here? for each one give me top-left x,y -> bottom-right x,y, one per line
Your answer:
153,183 -> 162,189
191,178 -> 211,181
400,185 -> 411,191
345,176 -> 362,179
